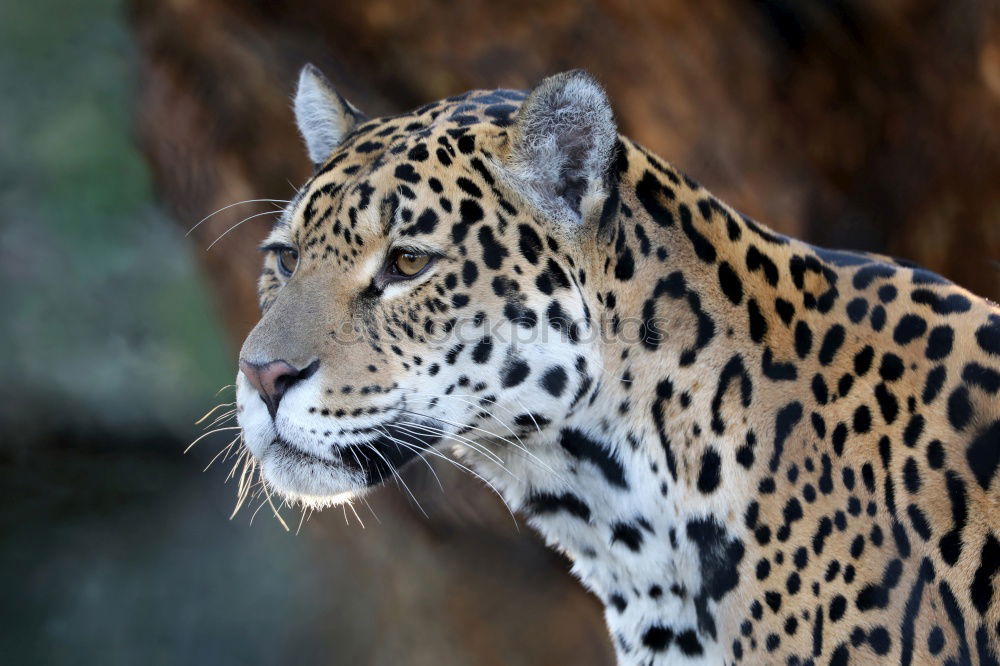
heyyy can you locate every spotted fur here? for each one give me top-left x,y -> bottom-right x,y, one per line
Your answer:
234,67 -> 1000,665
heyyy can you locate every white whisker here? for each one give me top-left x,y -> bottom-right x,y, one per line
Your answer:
513,397 -> 544,436
382,423 -> 519,528
188,199 -> 290,237
262,483 -> 290,531
346,501 -> 365,528
185,425 -> 241,453
397,406 -> 561,481
195,401 -> 235,425
203,434 -> 241,472
375,425 -> 445,493
396,418 -> 506,465
362,441 -> 428,518
202,409 -> 237,430
206,209 -> 283,250
391,422 -> 507,475
403,390 -> 532,452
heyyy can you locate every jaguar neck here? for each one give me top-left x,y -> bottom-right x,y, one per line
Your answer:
493,144 -> 767,663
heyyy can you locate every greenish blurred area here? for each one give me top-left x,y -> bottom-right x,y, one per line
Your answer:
0,3 -> 346,664
0,0 -> 230,448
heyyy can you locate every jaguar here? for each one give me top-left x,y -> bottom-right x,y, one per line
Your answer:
233,64 -> 1000,665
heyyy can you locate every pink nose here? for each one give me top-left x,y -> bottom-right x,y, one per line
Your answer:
239,359 -> 319,419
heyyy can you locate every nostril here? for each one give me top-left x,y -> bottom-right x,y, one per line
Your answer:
272,359 -> 319,397
239,358 -> 319,419
272,370 -> 298,398
297,359 -> 320,383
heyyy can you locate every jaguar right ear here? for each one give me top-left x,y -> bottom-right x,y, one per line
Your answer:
293,64 -> 366,168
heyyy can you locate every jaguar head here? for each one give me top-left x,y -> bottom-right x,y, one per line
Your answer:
235,65 -> 620,506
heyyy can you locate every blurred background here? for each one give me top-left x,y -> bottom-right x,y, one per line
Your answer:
3,0 -> 998,664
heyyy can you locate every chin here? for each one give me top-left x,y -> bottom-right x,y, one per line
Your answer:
258,438 -> 369,508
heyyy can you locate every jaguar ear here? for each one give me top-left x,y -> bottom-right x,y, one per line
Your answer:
506,70 -> 617,225
293,64 -> 366,167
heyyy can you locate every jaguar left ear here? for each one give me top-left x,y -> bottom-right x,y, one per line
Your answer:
506,70 -> 617,225
293,64 -> 366,168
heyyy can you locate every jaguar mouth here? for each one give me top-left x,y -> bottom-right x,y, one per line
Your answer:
337,419 -> 443,485
260,418 -> 443,501
269,436 -> 339,469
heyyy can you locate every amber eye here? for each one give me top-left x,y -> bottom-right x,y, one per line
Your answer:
391,250 -> 431,277
276,247 -> 298,277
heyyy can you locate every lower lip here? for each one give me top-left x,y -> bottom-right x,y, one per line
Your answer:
270,437 -> 338,467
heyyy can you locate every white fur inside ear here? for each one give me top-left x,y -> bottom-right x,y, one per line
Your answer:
507,71 -> 617,225
293,65 -> 360,165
